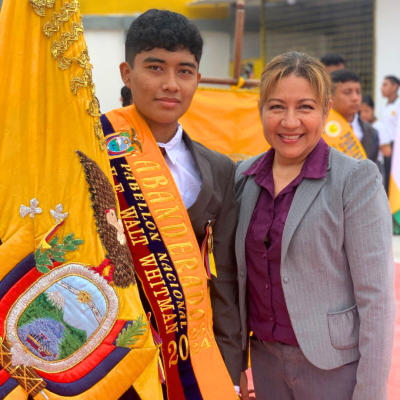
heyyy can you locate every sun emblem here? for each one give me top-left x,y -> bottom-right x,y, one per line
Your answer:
77,290 -> 92,304
325,121 -> 342,138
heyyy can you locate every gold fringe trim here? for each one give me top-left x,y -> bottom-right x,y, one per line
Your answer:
51,21 -> 84,69
44,0 -> 80,39
30,0 -> 55,17
30,2 -> 105,150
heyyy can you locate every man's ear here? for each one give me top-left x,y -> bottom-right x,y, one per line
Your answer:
197,72 -> 201,86
120,62 -> 132,89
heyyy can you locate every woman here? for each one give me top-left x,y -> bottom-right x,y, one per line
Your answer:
236,52 -> 395,400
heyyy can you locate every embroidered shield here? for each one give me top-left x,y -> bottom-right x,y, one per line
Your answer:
6,264 -> 119,372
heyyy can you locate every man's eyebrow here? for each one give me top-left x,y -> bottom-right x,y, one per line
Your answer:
179,62 -> 197,69
143,57 -> 166,64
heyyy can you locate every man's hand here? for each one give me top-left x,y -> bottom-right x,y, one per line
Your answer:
239,371 -> 250,399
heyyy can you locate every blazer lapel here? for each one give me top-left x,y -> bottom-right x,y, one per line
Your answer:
236,175 -> 262,271
182,132 -> 213,221
281,147 -> 333,261
281,177 -> 327,262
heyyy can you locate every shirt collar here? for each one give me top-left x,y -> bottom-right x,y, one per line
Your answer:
349,113 -> 360,127
244,138 -> 329,186
157,123 -> 183,165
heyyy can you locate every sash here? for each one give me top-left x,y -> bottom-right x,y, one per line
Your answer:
102,105 -> 237,400
324,109 -> 367,160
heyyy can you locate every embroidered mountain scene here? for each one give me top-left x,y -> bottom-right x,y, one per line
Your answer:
17,276 -> 107,361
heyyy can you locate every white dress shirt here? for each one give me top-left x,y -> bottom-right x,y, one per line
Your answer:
380,96 -> 400,143
157,123 -> 202,209
349,114 -> 364,141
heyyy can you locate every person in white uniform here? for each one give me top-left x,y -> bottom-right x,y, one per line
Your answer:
380,76 -> 400,193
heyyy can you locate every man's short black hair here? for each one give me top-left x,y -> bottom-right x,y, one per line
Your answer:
330,69 -> 360,94
125,9 -> 203,66
385,75 -> 400,86
362,95 -> 374,109
320,53 -> 346,67
330,69 -> 361,84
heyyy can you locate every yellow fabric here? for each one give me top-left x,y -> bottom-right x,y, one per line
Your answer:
0,0 -> 159,398
389,174 -> 400,214
133,350 -> 164,400
0,221 -> 34,281
106,105 -> 237,400
180,88 -> 269,161
80,0 -> 229,19
324,109 -> 367,160
209,251 -> 217,278
5,385 -> 28,400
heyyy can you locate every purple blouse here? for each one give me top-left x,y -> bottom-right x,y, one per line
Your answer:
244,138 -> 329,345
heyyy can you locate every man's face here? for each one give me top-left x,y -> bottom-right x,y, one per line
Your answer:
381,78 -> 398,98
120,48 -> 201,125
331,81 -> 362,120
325,63 -> 345,74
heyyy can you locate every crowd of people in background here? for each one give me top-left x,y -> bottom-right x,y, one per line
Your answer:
320,54 -> 400,198
320,54 -> 400,233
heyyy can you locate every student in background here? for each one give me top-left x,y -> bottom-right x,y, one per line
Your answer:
330,69 -> 379,164
360,95 -> 389,181
320,53 -> 346,73
380,75 -> 400,193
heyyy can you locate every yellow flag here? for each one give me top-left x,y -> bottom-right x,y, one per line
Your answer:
180,87 -> 270,161
0,1 -> 161,399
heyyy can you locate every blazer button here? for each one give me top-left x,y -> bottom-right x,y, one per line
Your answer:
283,277 -> 289,284
240,271 -> 245,277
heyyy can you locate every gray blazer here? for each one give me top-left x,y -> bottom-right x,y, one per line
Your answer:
235,147 -> 396,399
183,132 -> 242,386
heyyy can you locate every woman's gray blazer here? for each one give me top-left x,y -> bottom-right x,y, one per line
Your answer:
235,147 -> 396,400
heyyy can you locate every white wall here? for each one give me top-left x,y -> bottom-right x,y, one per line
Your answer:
199,31 -> 231,78
85,30 -> 126,114
375,0 -> 400,115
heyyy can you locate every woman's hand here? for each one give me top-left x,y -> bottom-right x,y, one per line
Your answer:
239,371 -> 250,399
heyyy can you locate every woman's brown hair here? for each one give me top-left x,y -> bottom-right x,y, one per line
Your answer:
259,52 -> 331,114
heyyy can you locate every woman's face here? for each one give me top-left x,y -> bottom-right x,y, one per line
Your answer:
261,74 -> 331,164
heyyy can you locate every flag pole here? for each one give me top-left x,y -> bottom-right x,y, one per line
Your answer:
200,0 -> 260,88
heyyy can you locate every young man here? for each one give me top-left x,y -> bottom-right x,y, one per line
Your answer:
101,9 -> 242,400
380,76 -> 400,193
320,53 -> 346,74
330,69 -> 379,163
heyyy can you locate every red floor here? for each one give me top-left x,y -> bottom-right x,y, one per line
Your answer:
246,263 -> 400,399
